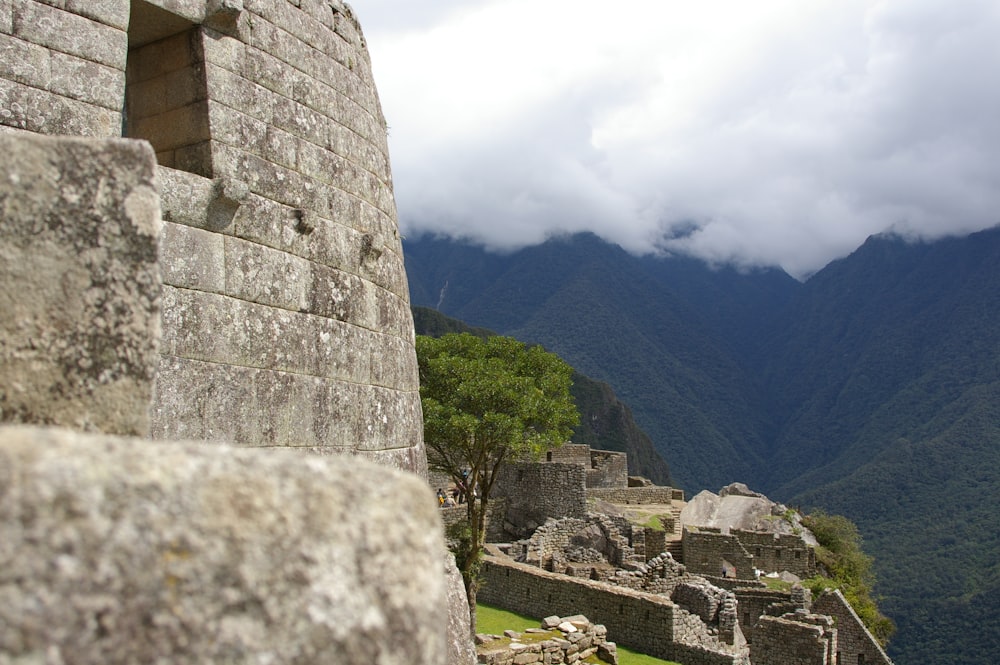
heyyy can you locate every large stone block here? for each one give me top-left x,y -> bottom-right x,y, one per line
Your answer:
0,0 -> 11,35
0,78 -> 120,136
0,425 -> 448,664
11,1 -> 126,69
159,286 -> 376,385
0,133 -> 160,435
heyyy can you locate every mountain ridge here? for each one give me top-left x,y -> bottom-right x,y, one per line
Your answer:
410,305 -> 673,486
403,226 -> 1000,664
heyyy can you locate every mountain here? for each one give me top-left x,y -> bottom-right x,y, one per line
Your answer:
411,306 -> 673,485
402,227 -> 1000,665
405,232 -> 798,491
756,229 -> 1000,665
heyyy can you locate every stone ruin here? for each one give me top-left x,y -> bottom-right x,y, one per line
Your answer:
1,1 -> 475,663
482,461 -> 893,664
476,615 -> 619,665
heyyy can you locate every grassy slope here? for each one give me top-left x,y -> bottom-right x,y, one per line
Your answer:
476,604 -> 682,665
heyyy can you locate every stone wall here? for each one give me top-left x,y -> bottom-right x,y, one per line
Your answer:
587,449 -> 628,488
588,486 -> 681,505
750,613 -> 837,665
512,514 -> 642,571
0,133 -> 161,435
683,527 -> 815,580
812,589 -> 893,665
684,528 -> 755,579
0,425 -> 448,664
732,589 -> 796,644
477,615 -> 618,665
734,529 -> 816,578
0,0 -> 426,473
546,443 -> 591,465
479,553 -> 749,665
491,462 -> 587,540
0,2 -> 470,661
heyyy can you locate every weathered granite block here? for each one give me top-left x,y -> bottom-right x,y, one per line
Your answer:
223,234 -> 312,310
67,0 -> 129,30
159,286 -> 376,384
0,133 -> 160,435
12,1 -> 126,69
0,425 -> 448,664
0,78 -> 120,135
160,221 -> 226,292
49,50 -> 124,110
0,0 -> 11,35
0,33 -> 51,90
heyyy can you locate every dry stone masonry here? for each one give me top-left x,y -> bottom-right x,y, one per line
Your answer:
0,133 -> 161,435
1,0 -> 426,472
476,615 -> 618,665
0,1 -> 471,663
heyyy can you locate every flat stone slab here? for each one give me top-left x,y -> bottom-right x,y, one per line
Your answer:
0,425 -> 447,664
0,133 -> 161,435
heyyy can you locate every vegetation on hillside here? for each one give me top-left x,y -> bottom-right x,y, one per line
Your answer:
417,333 -> 579,630
476,604 -> 682,665
802,511 -> 895,646
404,228 -> 1000,664
412,306 -> 672,484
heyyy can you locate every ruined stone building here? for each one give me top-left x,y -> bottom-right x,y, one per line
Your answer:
2,0 -> 424,469
474,448 -> 892,665
1,1 -> 471,663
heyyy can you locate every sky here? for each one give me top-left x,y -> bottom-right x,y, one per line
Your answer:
354,0 -> 1000,278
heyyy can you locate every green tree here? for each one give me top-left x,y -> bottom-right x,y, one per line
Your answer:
802,510 -> 896,646
417,333 -> 579,630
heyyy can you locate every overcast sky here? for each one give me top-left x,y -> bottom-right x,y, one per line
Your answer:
355,0 -> 1000,278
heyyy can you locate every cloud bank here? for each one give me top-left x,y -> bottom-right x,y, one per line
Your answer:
359,0 -> 1000,278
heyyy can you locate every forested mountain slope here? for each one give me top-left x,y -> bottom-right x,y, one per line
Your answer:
756,228 -> 1000,664
411,306 -> 673,485
406,233 -> 794,490
403,227 -> 1000,664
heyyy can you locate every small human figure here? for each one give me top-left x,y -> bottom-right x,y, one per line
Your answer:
436,488 -> 446,507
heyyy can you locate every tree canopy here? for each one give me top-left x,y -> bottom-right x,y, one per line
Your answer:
803,510 -> 896,646
417,333 -> 579,627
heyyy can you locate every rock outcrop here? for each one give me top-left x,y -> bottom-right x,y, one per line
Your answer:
0,426 -> 448,663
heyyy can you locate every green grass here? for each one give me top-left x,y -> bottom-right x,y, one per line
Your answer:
640,515 -> 665,531
476,604 -> 682,665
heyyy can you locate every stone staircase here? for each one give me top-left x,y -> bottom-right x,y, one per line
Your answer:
665,500 -> 685,563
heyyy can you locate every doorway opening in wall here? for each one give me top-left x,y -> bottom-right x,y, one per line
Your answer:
125,0 -> 213,176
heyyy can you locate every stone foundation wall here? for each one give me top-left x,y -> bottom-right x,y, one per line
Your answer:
733,529 -> 815,578
477,616 -> 618,665
812,590 -> 893,665
0,0 -> 426,473
732,589 -> 795,643
683,527 -> 815,580
479,554 -> 748,665
750,613 -> 836,665
587,449 -> 628,488
588,486 -> 681,504
492,462 -> 587,539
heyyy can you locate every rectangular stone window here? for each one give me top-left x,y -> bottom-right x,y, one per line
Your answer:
125,0 -> 212,176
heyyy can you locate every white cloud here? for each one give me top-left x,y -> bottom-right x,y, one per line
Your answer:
358,0 -> 1000,278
